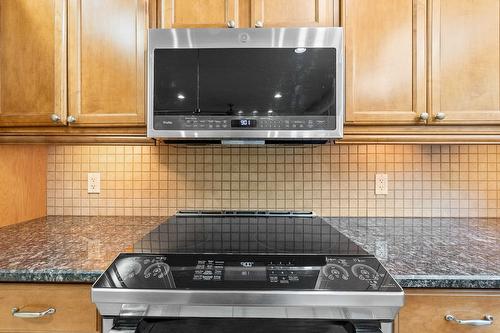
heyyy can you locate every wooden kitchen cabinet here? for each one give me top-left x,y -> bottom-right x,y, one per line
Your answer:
429,0 -> 500,125
344,0 -> 500,128
158,0 -> 337,29
0,283 -> 98,333
67,0 -> 148,127
343,0 -> 427,125
159,0 -> 240,28
250,0 -> 336,28
396,289 -> 500,333
2,0 -> 500,143
0,0 -> 66,126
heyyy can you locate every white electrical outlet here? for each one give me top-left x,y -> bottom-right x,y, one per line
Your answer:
87,173 -> 101,194
375,173 -> 388,195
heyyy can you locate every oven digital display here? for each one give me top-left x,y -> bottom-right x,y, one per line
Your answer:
224,262 -> 266,281
231,119 -> 257,128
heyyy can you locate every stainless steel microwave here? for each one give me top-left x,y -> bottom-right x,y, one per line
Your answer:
147,27 -> 344,143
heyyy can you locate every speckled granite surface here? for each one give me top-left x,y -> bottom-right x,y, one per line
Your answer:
0,216 -> 162,283
0,215 -> 498,288
327,217 -> 500,289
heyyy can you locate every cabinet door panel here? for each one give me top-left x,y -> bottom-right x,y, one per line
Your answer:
344,0 -> 426,124
0,284 -> 98,333
251,0 -> 334,27
430,0 -> 500,124
68,0 -> 147,126
0,0 -> 66,126
398,290 -> 500,333
160,0 -> 239,28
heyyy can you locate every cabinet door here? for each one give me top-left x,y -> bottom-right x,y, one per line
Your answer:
397,290 -> 500,333
0,0 -> 66,126
68,0 -> 147,126
159,0 -> 240,28
430,0 -> 500,124
0,284 -> 98,333
250,0 -> 335,28
344,0 -> 427,124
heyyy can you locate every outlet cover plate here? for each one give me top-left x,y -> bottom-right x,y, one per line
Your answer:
375,173 -> 388,195
87,173 -> 101,194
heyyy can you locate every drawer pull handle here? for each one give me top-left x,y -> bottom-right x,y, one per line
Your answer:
11,307 -> 56,318
445,314 -> 493,326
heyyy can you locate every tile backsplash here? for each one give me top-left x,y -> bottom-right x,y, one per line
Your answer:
47,144 -> 500,218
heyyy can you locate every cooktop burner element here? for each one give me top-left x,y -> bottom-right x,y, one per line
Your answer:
92,211 -> 404,328
133,211 -> 367,255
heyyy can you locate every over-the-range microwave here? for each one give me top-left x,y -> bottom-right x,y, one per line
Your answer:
147,27 -> 344,144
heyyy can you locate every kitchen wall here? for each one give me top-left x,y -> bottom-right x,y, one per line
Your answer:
46,144 -> 500,218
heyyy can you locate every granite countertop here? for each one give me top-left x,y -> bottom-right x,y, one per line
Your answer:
0,215 -> 498,288
327,217 -> 499,289
0,216 -> 163,283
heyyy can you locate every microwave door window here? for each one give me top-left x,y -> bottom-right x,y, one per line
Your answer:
198,48 -> 336,117
154,49 -> 198,115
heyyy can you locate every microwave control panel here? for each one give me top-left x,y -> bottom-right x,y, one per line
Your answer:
153,116 -> 335,131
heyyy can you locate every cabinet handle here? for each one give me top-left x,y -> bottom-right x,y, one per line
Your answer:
50,114 -> 61,123
11,307 -> 56,318
227,20 -> 236,28
67,115 -> 77,123
445,314 -> 493,326
434,112 -> 446,120
419,112 -> 429,121
255,20 -> 264,28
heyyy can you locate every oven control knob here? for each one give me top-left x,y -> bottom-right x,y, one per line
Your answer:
144,262 -> 176,288
322,264 -> 349,281
144,262 -> 170,279
351,264 -> 379,281
118,258 -> 143,280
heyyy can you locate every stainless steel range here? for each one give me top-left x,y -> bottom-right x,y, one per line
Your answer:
92,211 -> 403,333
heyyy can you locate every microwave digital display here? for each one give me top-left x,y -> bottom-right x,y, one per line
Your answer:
231,119 -> 257,128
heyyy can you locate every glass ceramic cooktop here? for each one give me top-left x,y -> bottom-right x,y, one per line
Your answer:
133,213 -> 367,255
94,213 -> 401,292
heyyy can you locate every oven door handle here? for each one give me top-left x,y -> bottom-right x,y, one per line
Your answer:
109,330 -> 135,333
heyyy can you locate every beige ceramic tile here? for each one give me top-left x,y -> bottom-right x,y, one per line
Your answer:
46,144 -> 500,217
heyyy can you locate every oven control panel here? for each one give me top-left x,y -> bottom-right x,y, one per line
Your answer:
193,259 -> 314,286
96,254 -> 401,292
